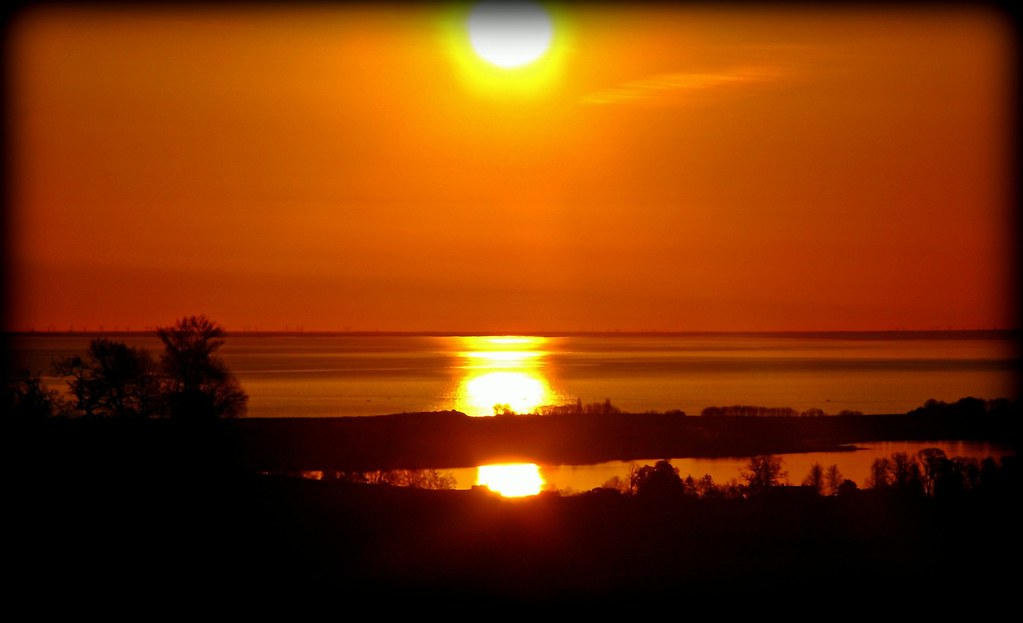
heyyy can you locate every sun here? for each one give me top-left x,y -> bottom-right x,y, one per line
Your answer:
467,1 -> 553,69
444,1 -> 566,96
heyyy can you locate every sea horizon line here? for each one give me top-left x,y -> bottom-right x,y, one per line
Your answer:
6,328 -> 1019,340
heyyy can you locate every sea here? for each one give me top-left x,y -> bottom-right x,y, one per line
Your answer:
11,331 -> 1018,419
9,331 -> 1018,490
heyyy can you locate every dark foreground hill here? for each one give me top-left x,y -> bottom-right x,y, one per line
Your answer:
8,465 -> 1019,614
5,409 -> 1020,613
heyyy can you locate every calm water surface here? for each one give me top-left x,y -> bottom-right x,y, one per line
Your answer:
13,332 -> 1018,418
460,440 -> 1014,495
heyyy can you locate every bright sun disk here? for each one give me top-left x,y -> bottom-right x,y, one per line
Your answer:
467,1 -> 553,68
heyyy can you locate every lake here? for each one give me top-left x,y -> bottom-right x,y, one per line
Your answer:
11,331 -> 1018,418
445,440 -> 1015,494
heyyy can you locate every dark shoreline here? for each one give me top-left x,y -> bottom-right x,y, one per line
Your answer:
11,409 -> 1019,475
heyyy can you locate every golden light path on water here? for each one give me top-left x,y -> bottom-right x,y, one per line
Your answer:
454,336 -> 558,417
476,463 -> 546,497
453,336 -> 559,497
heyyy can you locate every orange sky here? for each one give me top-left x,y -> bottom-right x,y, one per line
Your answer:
5,2 -> 1018,332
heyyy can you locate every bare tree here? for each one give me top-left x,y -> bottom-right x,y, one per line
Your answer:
825,464 -> 844,496
918,448 -> 951,497
802,462 -> 825,495
53,339 -> 162,418
889,452 -> 922,494
158,315 -> 247,420
866,457 -> 893,489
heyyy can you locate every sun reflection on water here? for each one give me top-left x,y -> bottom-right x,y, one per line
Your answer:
455,336 -> 558,416
476,463 -> 546,497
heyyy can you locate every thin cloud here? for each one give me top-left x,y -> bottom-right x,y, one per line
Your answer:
581,65 -> 789,106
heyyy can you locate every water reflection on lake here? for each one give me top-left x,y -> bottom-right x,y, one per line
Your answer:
448,440 -> 1014,494
475,463 -> 545,497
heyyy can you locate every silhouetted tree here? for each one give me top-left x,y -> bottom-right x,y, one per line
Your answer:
949,456 -> 981,493
802,462 -> 825,495
395,468 -> 457,490
536,398 -> 584,416
53,339 -> 162,418
889,452 -> 923,494
158,315 -> 247,420
3,368 -> 62,419
980,456 -> 1002,490
866,457 -> 893,489
600,474 -> 630,494
630,460 -> 683,497
741,455 -> 787,495
330,468 -> 456,489
918,448 -> 950,497
584,398 -> 621,414
696,474 -> 719,498
825,464 -> 844,496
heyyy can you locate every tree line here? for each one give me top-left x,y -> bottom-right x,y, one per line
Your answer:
597,451 -> 1016,500
700,405 -> 864,417
908,396 -> 1017,418
4,315 -> 247,421
700,397 -> 1019,418
282,468 -> 458,490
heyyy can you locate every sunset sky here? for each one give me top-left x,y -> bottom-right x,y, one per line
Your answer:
5,2 -> 1017,333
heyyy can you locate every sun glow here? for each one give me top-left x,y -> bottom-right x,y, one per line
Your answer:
476,463 -> 545,497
